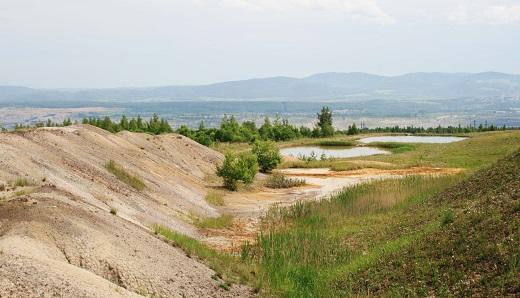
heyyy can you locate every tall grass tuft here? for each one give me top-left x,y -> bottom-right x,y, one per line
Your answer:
105,160 -> 145,191
264,173 -> 306,189
205,190 -> 225,206
13,178 -> 32,187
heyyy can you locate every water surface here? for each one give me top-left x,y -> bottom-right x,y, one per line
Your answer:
358,136 -> 466,144
281,146 -> 390,159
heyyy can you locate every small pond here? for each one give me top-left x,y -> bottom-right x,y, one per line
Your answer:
358,136 -> 466,144
280,146 -> 390,159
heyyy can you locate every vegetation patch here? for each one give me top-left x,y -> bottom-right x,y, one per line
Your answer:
264,173 -> 306,189
317,140 -> 355,147
368,142 -> 415,153
193,214 -> 234,229
152,225 -> 255,286
335,150 -> 520,297
12,178 -> 32,187
242,174 -> 462,297
440,209 -> 455,226
105,160 -> 145,191
14,190 -> 26,197
205,190 -> 225,206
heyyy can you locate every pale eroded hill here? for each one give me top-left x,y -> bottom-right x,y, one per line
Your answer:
0,125 -> 250,297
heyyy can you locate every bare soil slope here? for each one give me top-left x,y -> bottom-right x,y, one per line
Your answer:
0,125 -> 250,297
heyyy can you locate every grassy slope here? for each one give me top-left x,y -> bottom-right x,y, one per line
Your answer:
339,150 -> 520,296
246,139 -> 520,297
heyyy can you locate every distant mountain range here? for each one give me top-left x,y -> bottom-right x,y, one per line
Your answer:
2,72 -> 520,103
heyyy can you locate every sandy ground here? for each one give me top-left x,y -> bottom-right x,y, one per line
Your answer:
0,125 -> 251,297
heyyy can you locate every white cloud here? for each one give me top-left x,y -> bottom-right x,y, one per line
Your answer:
207,0 -> 395,25
447,4 -> 520,25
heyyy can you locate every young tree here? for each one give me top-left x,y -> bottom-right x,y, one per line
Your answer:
347,123 -> 359,135
216,152 -> 258,191
259,116 -> 273,140
316,106 -> 334,137
120,115 -> 129,130
252,140 -> 282,173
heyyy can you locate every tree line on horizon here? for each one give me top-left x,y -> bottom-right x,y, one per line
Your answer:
4,106 -> 510,139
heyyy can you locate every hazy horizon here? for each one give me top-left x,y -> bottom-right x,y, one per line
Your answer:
2,0 -> 520,88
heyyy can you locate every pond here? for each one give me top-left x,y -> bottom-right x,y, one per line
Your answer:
280,146 -> 390,159
358,136 -> 467,144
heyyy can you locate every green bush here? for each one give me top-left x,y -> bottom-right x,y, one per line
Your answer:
252,140 -> 282,173
265,173 -> 306,189
217,152 -> 258,191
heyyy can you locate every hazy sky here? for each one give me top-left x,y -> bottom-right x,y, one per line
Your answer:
1,0 -> 520,88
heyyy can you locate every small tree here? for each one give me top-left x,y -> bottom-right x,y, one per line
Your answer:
347,123 -> 359,135
252,140 -> 282,173
217,152 -> 259,191
316,106 -> 334,137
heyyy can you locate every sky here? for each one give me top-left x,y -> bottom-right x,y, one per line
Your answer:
1,0 -> 520,88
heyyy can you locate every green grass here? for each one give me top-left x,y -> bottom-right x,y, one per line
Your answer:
279,131 -> 520,172
339,150 -> 520,296
367,142 -> 415,153
14,190 -> 26,197
205,190 -> 225,206
264,173 -> 306,189
364,131 -> 520,170
193,214 -> 234,229
152,225 -> 255,286
105,160 -> 146,191
317,140 -> 355,147
245,174 -> 462,297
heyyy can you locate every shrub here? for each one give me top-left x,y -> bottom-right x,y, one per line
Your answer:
252,140 -> 282,173
441,209 -> 455,226
105,160 -> 146,191
515,201 -> 520,213
0,184 -> 5,191
265,173 -> 306,189
216,152 -> 258,191
110,207 -> 117,215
